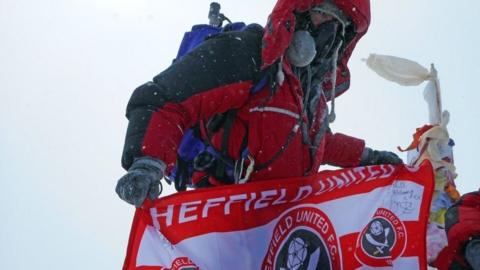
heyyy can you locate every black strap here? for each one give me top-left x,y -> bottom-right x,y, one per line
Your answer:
222,110 -> 237,154
214,109 -> 237,181
174,157 -> 190,191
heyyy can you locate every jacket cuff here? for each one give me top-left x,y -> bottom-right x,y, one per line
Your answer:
130,156 -> 167,173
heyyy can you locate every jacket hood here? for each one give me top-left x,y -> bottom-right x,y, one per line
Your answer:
262,0 -> 370,68
262,0 -> 370,98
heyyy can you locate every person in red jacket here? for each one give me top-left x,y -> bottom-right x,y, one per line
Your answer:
435,191 -> 480,270
116,0 -> 402,207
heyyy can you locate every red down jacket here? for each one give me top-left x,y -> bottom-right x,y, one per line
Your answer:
121,0 -> 371,184
435,191 -> 480,270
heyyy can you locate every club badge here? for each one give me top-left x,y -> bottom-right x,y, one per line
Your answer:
355,208 -> 407,267
262,206 -> 341,270
160,257 -> 198,270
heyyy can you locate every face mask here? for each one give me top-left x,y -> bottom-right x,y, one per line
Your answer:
289,11 -> 343,67
310,20 -> 340,60
286,30 -> 317,67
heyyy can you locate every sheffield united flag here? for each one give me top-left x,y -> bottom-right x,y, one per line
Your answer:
122,161 -> 434,270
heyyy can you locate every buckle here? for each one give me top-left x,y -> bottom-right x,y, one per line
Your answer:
234,155 -> 255,184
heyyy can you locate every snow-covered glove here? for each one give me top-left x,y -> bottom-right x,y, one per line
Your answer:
359,147 -> 403,166
115,157 -> 166,207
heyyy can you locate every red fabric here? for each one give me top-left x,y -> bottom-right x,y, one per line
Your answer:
142,81 -> 253,171
448,192 -> 480,250
123,162 -> 434,270
142,61 -> 364,182
241,62 -> 363,182
397,124 -> 435,152
322,132 -> 365,167
142,0 -> 369,181
435,191 -> 480,270
435,246 -> 465,270
261,0 -> 371,99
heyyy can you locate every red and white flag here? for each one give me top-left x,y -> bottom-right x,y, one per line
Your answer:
122,162 -> 434,270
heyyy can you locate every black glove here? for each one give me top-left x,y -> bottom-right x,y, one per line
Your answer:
115,157 -> 166,207
359,147 -> 403,166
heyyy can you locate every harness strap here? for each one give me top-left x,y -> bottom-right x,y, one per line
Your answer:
214,109 -> 237,183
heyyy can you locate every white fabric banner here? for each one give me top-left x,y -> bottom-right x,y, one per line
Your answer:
122,162 -> 434,270
364,53 -> 443,125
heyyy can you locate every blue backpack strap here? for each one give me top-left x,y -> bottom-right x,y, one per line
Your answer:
169,128 -> 206,190
251,75 -> 269,94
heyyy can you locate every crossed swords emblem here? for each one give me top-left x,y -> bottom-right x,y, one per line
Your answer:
365,226 -> 391,256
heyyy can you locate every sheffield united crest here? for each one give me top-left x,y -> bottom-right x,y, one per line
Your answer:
262,207 -> 341,270
355,208 -> 407,267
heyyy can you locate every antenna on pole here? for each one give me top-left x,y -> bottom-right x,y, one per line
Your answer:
208,2 -> 221,27
208,2 -> 231,27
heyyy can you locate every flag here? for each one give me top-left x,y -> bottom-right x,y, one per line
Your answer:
122,161 -> 434,270
363,53 -> 443,125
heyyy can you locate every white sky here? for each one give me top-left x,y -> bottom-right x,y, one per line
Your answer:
1,0 -> 479,269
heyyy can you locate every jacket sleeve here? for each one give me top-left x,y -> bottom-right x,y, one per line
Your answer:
121,28 -> 265,171
321,132 -> 365,168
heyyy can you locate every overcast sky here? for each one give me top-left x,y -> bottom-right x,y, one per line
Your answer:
1,0 -> 479,269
